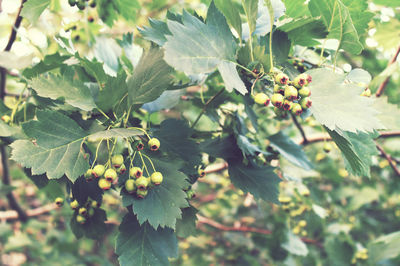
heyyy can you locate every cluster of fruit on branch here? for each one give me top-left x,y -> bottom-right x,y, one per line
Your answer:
68,0 -> 96,10
253,72 -> 313,118
55,197 -> 101,224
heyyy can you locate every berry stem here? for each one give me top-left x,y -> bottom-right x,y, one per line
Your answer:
129,151 -> 137,168
91,138 -> 105,168
291,114 -> 308,145
265,0 -> 274,72
138,152 -> 150,176
126,127 -> 151,139
191,87 -> 225,129
141,153 -> 156,172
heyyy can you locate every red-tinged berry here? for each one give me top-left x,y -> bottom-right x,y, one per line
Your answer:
111,154 -> 124,168
198,168 -> 205,177
298,87 -> 311,98
92,164 -> 105,178
271,93 -> 284,108
293,75 -> 307,88
305,74 -> 312,83
98,178 -> 111,191
299,97 -> 312,109
70,200 -> 79,209
150,172 -> 163,186
78,207 -> 87,216
84,169 -> 93,181
282,100 -> 293,111
88,16 -> 94,23
275,72 -> 289,85
253,93 -> 270,106
135,141 -> 144,151
273,85 -> 285,95
136,189 -> 148,199
136,176 -> 149,191
148,138 -> 160,151
125,179 -> 136,194
55,197 -> 64,207
284,86 -> 298,101
361,88 -> 371,97
1,115 -> 10,124
291,103 -> 303,116
104,168 -> 117,182
76,215 -> 86,224
129,167 -> 142,179
91,201 -> 100,208
323,142 -> 332,153
118,164 -> 126,175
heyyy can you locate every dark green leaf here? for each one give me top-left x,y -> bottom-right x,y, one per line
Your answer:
282,0 -> 310,18
200,135 -> 242,160
95,72 -> 128,112
215,0 -> 242,39
176,206 -> 198,238
70,208 -> 107,240
279,18 -> 328,46
22,53 -> 70,79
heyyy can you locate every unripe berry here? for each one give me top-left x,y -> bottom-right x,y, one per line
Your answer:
299,97 -> 312,109
298,87 -> 311,97
135,141 -> 144,151
323,142 -> 332,153
77,0 -> 86,10
186,189 -> 195,199
91,201 -> 100,208
55,197 -> 64,207
293,75 -> 307,88
136,176 -> 149,191
89,0 -> 96,8
361,88 -> 371,97
150,172 -> 163,186
275,72 -> 289,85
253,93 -> 270,106
273,85 -> 285,95
284,86 -> 298,101
111,154 -> 124,168
104,168 -> 117,182
70,199 -> 79,209
291,103 -> 303,116
98,178 -> 111,190
298,220 -> 307,227
1,115 -> 10,124
68,0 -> 76,6
198,168 -> 205,177
282,100 -> 293,111
305,74 -> 312,83
92,164 -> 105,178
79,207 -> 87,216
84,169 -> 93,181
136,189 -> 148,199
76,215 -> 86,224
148,138 -> 160,151
129,167 -> 142,179
88,208 -> 94,217
125,179 -> 136,193
118,164 -> 126,175
271,93 -> 284,108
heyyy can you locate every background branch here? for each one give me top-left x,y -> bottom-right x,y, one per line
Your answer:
292,114 -> 308,144
376,44 -> 400,97
376,144 -> 400,177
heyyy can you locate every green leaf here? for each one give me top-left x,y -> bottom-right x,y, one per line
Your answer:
228,159 -> 281,203
22,53 -> 70,79
122,158 -> 189,229
372,96 -> 400,130
29,73 -> 97,111
308,68 -> 384,133
369,231 -> 400,264
128,47 -> 173,105
242,0 -> 258,36
282,0 -> 310,18
327,128 -> 378,177
21,0 -> 50,23
88,128 -> 143,140
117,0 -> 140,22
347,186 -> 379,210
95,72 -> 128,112
215,0 -> 242,39
0,121 -> 23,138
268,131 -> 313,170
200,135 -> 242,159
325,236 -> 354,266
282,232 -> 308,256
176,206 -> 198,238
163,3 -> 247,95
70,208 -> 107,240
138,18 -> 171,46
374,20 -> 400,51
116,213 -> 178,266
279,18 -> 328,46
309,0 -> 365,54
142,89 -> 184,113
261,30 -> 291,64
78,57 -> 108,85
372,0 -> 400,7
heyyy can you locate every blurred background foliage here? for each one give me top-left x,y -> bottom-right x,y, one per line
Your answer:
0,0 -> 399,265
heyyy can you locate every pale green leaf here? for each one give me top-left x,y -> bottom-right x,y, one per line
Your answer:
372,96 -> 400,130
282,232 -> 308,256
242,0 -> 259,36
21,0 -> 50,23
0,52 -> 33,69
369,231 -> 400,264
215,0 -> 242,38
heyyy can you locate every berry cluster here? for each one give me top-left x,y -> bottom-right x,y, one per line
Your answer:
352,248 -> 368,264
68,0 -> 96,10
70,199 -> 101,224
253,72 -> 313,118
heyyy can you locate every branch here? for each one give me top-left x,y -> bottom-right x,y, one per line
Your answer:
197,214 -> 323,248
376,44 -> 400,97
376,144 -> 400,177
292,114 -> 308,144
204,162 -> 228,174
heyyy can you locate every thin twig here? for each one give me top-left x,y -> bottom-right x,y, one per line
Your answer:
291,114 -> 308,144
191,87 -> 225,129
376,144 -> 400,177
204,162 -> 228,174
376,44 -> 400,97
197,214 -> 323,248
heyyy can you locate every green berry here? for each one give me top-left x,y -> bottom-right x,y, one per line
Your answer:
77,0 -> 86,10
104,168 -> 117,182
70,199 -> 79,209
293,75 -> 307,88
55,197 -> 64,207
136,176 -> 149,191
136,189 -> 148,199
148,138 -> 160,151
271,93 -> 284,108
78,207 -> 87,216
253,93 -> 270,106
88,208 -> 95,217
298,87 -> 311,98
198,168 -> 205,177
273,84 -> 284,95
118,164 -> 127,175
282,100 -> 293,111
275,72 -> 289,85
111,154 -> 124,168
284,86 -> 298,101
84,169 -> 93,181
76,215 -> 86,224
98,178 -> 111,190
68,0 -> 76,6
299,97 -> 312,109
92,164 -> 105,178
186,189 -> 195,199
125,179 -> 136,193
89,0 -> 96,7
291,103 -> 303,116
323,142 -> 332,153
129,167 -> 142,179
150,172 -> 163,186
91,201 -> 100,208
